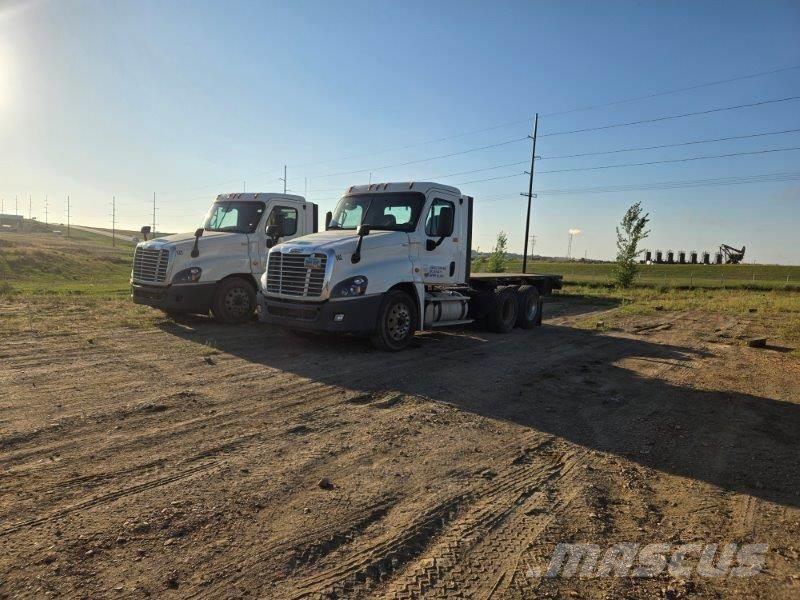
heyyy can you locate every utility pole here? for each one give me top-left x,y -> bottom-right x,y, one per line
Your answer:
280,165 -> 287,194
45,195 -> 49,225
15,195 -> 18,216
28,195 -> 32,219
112,196 -> 116,247
66,196 -> 70,238
152,192 -> 156,235
243,180 -> 246,192
304,177 -> 307,197
1,198 -> 4,213
521,113 -> 539,274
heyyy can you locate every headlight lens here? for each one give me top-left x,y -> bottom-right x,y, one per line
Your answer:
172,267 -> 202,284
331,276 -> 368,297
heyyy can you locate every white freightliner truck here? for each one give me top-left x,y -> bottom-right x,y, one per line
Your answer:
258,182 -> 562,350
131,193 -> 318,323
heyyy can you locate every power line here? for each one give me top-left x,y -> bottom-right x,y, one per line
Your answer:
298,137 -> 528,181
457,172 -> 527,185
289,63 -> 800,170
540,95 -> 800,138
479,171 -> 800,200
542,63 -> 800,117
539,127 -> 800,160
536,146 -> 800,174
287,121 -> 532,172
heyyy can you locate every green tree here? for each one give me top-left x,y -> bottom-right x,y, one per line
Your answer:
486,231 -> 508,273
613,202 -> 650,288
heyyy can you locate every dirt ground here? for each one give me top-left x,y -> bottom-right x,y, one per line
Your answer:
0,295 -> 798,598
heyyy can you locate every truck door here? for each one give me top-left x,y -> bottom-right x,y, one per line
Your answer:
250,203 -> 302,274
420,196 -> 461,285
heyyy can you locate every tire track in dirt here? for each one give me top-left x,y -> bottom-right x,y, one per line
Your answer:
0,461 -> 219,537
277,444 -> 590,600
380,449 -> 590,599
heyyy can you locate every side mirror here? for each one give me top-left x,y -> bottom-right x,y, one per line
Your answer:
265,224 -> 281,250
426,207 -> 454,251
140,225 -> 151,241
325,211 -> 332,230
436,206 -> 454,237
356,224 -> 371,237
194,227 -> 204,238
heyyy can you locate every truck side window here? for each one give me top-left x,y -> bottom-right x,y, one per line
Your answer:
425,199 -> 455,237
266,206 -> 298,236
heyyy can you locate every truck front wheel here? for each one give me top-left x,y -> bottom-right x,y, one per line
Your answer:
211,277 -> 256,324
486,286 -> 518,333
370,290 -> 416,351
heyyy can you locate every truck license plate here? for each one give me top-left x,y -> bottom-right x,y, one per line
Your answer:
304,256 -> 323,269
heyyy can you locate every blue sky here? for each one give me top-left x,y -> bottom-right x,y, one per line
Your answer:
1,0 -> 799,262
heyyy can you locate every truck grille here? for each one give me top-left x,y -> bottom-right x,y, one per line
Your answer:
132,247 -> 170,283
266,252 -> 327,297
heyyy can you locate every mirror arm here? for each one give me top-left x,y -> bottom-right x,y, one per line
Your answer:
426,236 -> 446,251
352,235 -> 364,264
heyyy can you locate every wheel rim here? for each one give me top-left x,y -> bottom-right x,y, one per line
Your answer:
224,287 -> 251,317
387,302 -> 411,341
525,296 -> 538,320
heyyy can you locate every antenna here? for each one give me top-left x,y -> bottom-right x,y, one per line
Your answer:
280,165 -> 287,194
152,192 -> 156,235
28,195 -> 32,219
15,195 -> 18,216
66,196 -> 70,238
45,195 -> 49,225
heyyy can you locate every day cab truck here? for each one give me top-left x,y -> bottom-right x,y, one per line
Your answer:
258,182 -> 562,350
131,192 -> 318,323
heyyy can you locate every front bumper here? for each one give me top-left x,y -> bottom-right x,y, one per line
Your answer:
131,281 -> 216,314
258,293 -> 383,333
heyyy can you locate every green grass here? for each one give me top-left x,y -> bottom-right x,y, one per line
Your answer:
0,226 -> 133,296
473,258 -> 800,290
557,282 -> 800,353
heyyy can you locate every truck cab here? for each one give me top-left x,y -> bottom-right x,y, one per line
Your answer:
132,192 -> 317,322
258,182 -> 561,349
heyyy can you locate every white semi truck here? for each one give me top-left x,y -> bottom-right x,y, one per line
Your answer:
131,192 -> 318,323
258,182 -> 562,350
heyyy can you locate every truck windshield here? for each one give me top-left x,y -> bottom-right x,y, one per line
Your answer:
203,201 -> 265,234
328,192 -> 425,232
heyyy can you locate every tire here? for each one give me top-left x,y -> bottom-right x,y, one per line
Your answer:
211,277 -> 256,324
486,286 -> 518,333
515,285 -> 541,329
370,290 -> 416,351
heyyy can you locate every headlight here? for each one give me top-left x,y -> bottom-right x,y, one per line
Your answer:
331,276 -> 368,297
172,267 -> 202,284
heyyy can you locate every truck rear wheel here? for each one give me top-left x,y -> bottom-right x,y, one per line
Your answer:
370,290 -> 416,351
211,277 -> 256,324
515,285 -> 541,329
486,286 -> 518,333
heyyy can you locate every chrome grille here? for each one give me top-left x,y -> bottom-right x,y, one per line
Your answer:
266,252 -> 327,297
132,247 -> 170,283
